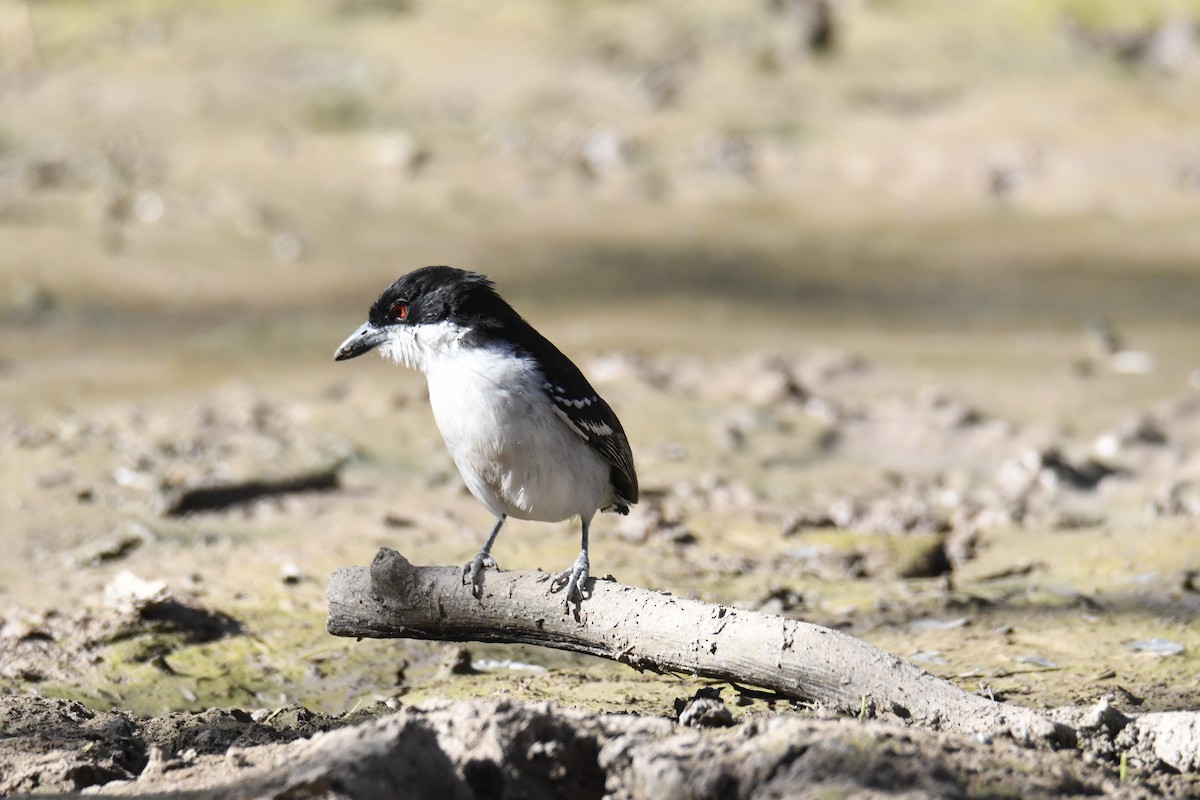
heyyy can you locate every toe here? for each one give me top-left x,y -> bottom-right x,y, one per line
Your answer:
461,554 -> 498,597
561,568 -> 589,605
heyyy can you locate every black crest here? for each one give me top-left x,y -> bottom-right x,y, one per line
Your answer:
368,266 -> 522,333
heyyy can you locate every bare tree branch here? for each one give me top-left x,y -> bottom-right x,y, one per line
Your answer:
327,548 -> 1076,747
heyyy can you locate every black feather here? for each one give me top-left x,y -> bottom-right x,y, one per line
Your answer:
368,266 -> 639,510
536,355 -> 639,512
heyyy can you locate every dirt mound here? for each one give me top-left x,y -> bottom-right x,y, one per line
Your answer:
0,695 -> 348,795
0,694 -> 1163,798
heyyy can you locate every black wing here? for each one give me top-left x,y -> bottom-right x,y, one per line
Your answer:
465,300 -> 638,511
538,358 -> 638,512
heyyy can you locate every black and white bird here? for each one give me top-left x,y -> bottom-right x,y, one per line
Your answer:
334,267 -> 638,605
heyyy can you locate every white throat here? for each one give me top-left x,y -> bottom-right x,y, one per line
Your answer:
377,320 -> 470,374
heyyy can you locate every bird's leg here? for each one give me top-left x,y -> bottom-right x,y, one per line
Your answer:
462,515 -> 505,598
548,516 -> 590,605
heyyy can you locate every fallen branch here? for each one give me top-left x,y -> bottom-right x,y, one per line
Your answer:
326,548 -> 1073,748
162,465 -> 340,516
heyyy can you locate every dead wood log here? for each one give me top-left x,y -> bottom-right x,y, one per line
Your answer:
326,548 -> 1075,748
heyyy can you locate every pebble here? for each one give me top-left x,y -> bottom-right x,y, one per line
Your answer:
103,571 -> 169,615
1126,638 -> 1185,656
909,616 -> 969,633
281,563 -> 304,585
1015,655 -> 1057,669
908,650 -> 948,665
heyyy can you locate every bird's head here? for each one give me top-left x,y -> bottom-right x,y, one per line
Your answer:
334,266 -> 513,370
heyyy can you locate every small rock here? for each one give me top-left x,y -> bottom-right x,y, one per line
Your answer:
1109,350 -> 1154,375
742,357 -> 807,408
577,127 -> 627,180
0,618 -> 53,642
281,563 -> 304,585
134,191 -> 164,224
272,232 -> 305,263
781,511 -> 836,536
908,650 -> 947,665
364,130 -> 430,175
616,503 -> 693,546
1152,481 -> 1200,518
897,539 -> 952,579
74,524 -> 154,567
36,468 -> 76,488
910,617 -> 969,633
675,687 -> 734,728
1052,512 -> 1104,531
1126,638 -> 1184,656
694,130 -> 758,182
1077,695 -> 1130,734
103,571 -> 169,615
757,587 -> 802,615
1183,569 -> 1200,593
636,62 -> 683,108
443,648 -> 477,676
1094,414 -> 1166,457
1002,447 -> 1122,494
1015,655 -> 1057,669
112,466 -> 158,492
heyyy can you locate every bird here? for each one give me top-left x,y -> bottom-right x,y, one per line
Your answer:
334,266 -> 638,605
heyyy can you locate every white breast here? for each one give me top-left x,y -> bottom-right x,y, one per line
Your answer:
383,322 -> 612,522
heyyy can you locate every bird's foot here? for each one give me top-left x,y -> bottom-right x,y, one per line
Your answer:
546,552 -> 590,606
461,552 -> 498,598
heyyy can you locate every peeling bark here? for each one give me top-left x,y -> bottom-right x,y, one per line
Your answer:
326,548 -> 1074,748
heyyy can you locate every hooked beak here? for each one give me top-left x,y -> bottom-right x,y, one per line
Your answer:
334,321 -> 387,361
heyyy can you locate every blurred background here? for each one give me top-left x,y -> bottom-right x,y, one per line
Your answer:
1,0 -> 1199,717
2,0 -> 1200,400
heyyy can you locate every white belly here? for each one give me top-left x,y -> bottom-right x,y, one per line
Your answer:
425,346 -> 611,522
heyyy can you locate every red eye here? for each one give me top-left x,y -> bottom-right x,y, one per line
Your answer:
390,302 -> 408,321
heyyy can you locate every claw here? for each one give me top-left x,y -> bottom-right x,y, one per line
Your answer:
547,552 -> 589,606
461,552 -> 498,598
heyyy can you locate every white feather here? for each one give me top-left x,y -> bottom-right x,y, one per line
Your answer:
379,321 -> 614,522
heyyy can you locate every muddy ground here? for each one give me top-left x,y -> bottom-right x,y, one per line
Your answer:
3,0 -> 1200,797
3,341 -> 1199,797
